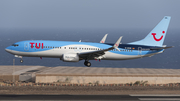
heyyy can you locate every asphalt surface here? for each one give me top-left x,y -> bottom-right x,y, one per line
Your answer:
1,86 -> 180,95
1,95 -> 180,101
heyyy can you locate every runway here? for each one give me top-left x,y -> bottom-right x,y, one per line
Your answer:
1,95 -> 180,101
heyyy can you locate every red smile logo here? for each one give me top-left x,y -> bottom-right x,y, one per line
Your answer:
101,41 -> 104,43
151,31 -> 165,41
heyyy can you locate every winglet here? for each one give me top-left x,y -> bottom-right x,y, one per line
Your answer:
113,36 -> 123,48
100,34 -> 108,43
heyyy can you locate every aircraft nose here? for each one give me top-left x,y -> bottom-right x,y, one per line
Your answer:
5,46 -> 12,52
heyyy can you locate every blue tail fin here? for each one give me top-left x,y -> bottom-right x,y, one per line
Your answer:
129,16 -> 171,46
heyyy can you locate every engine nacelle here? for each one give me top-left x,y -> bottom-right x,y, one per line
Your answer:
62,53 -> 79,62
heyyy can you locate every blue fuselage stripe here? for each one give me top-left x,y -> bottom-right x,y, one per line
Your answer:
6,40 -> 163,56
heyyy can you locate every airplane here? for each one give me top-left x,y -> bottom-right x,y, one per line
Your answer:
5,16 -> 173,67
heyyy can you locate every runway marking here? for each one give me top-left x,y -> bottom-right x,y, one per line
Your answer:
139,98 -> 180,100
130,94 -> 180,96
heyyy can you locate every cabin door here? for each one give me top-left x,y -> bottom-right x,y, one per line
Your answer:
24,42 -> 29,51
138,47 -> 142,55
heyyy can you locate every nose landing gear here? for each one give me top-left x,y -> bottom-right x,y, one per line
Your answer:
14,55 -> 23,63
84,61 -> 91,67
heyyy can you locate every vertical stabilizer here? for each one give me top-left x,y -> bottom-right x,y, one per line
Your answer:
129,16 -> 171,46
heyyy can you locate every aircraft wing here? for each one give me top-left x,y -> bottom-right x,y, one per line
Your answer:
79,36 -> 122,59
100,34 -> 108,43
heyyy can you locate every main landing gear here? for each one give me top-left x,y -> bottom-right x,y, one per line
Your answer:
84,61 -> 91,67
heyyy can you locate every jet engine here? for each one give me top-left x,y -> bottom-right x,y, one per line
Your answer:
62,53 -> 79,62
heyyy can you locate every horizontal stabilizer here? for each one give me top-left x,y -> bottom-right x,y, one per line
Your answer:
150,46 -> 174,50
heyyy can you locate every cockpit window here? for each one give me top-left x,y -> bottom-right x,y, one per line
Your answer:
12,44 -> 19,47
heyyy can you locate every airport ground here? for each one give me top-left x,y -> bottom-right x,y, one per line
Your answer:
1,65 -> 180,95
1,66 -> 180,100
1,85 -> 180,95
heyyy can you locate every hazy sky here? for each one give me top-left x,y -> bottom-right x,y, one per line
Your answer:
0,0 -> 180,29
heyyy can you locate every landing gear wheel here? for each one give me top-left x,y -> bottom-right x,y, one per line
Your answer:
86,62 -> 91,67
84,61 -> 91,67
20,59 -> 23,63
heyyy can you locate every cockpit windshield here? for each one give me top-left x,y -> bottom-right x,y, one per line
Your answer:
12,44 -> 19,47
